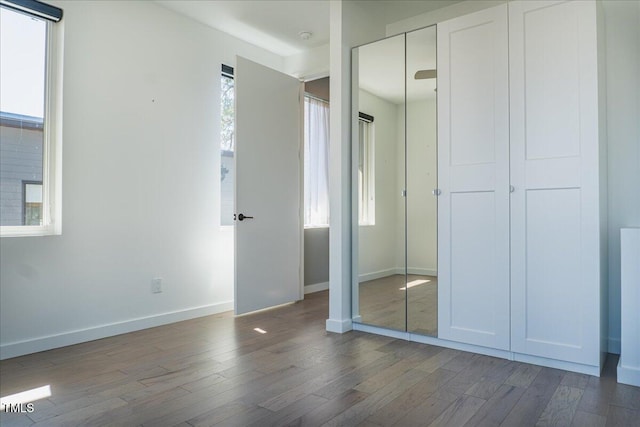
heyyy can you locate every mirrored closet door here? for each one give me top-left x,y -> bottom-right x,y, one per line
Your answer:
352,26 -> 438,335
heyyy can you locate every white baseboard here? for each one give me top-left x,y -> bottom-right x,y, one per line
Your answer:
359,268 -> 437,282
617,358 -> 640,387
326,318 -> 353,333
513,353 -> 600,376
0,301 -> 234,360
359,269 -> 396,282
304,281 -> 329,294
608,337 -> 621,354
406,268 -> 437,276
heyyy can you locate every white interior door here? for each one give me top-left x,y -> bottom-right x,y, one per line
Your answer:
234,56 -> 303,315
437,4 -> 510,350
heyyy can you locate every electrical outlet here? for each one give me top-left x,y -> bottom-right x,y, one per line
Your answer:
151,278 -> 163,293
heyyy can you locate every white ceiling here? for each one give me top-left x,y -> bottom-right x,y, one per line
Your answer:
156,1 -> 463,57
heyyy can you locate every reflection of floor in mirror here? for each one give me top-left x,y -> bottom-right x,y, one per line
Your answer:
358,274 -> 437,336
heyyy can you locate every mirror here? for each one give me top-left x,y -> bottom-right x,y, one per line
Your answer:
352,26 -> 437,335
353,33 -> 406,331
406,27 -> 438,335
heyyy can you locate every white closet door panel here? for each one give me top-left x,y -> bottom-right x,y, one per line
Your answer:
449,192 -> 498,335
438,3 -> 510,350
510,0 -> 602,365
525,189 -> 582,348
449,22 -> 498,166
523,1 -> 581,160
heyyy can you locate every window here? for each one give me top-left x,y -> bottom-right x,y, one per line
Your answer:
0,1 -> 62,237
303,95 -> 330,227
220,65 -> 234,226
358,115 -> 375,225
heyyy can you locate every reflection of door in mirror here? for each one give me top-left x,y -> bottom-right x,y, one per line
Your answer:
406,26 -> 438,336
352,26 -> 438,336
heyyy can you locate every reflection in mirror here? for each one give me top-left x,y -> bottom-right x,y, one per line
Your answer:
406,26 -> 438,335
352,26 -> 437,336
353,34 -> 406,331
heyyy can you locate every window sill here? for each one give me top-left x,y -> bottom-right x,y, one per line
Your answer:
304,225 -> 329,230
0,224 -> 61,238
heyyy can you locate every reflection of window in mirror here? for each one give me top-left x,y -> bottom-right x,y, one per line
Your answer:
358,114 -> 375,225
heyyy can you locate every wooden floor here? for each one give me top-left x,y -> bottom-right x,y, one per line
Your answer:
1,290 -> 638,426
359,274 -> 438,335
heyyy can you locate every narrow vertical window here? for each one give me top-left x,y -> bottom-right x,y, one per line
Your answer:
358,114 -> 375,225
220,65 -> 234,226
303,95 -> 330,227
1,2 -> 62,236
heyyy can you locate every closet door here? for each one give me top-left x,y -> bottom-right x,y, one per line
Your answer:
510,0 -> 603,366
437,4 -> 510,350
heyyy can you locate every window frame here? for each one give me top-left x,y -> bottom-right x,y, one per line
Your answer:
0,5 -> 63,237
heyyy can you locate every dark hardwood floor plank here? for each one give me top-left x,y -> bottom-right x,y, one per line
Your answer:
505,364 -> 543,388
500,367 -> 565,427
284,389 -> 370,427
320,368 -> 431,426
605,405 -> 640,427
30,397 -> 128,427
561,372 -> 591,390
570,410 -> 606,427
414,348 -> 461,373
463,384 -> 527,427
392,395 -> 454,427
535,385 -> 584,426
248,393 -> 329,427
428,394 -> 486,426
365,368 -> 458,426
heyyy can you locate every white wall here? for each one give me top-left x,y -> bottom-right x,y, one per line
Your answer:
304,227 -> 329,288
0,0 -> 285,359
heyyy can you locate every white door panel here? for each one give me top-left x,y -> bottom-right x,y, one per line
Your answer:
437,4 -> 510,350
234,57 -> 303,315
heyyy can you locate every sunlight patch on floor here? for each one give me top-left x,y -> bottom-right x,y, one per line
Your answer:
399,279 -> 431,290
0,385 -> 51,409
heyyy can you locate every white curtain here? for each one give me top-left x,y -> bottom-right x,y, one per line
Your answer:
304,96 -> 330,227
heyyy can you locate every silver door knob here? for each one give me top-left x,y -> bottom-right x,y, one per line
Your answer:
432,189 -> 441,196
